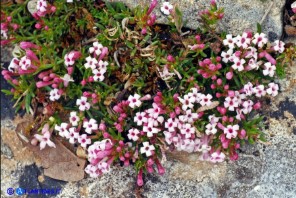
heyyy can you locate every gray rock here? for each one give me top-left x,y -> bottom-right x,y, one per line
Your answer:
107,0 -> 285,39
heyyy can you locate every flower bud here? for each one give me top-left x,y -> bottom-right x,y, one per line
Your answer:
253,102 -> 261,110
226,71 -> 233,80
167,54 -> 175,62
137,169 -> 144,186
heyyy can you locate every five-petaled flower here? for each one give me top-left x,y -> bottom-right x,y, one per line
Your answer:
127,128 -> 140,141
83,118 -> 98,134
161,2 -> 173,15
223,124 -> 239,139
34,124 -> 56,150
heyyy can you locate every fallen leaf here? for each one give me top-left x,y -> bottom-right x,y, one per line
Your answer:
76,146 -> 88,159
24,138 -> 86,182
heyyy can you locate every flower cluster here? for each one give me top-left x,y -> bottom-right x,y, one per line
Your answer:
1,0 -> 290,187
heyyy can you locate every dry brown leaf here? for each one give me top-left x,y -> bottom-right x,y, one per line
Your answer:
197,101 -> 219,112
76,146 -> 88,159
23,138 -> 86,182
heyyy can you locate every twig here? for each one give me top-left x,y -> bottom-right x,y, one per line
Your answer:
81,37 -> 98,46
259,2 -> 274,25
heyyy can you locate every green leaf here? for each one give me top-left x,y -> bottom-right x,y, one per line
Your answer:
25,93 -> 32,113
256,23 -> 262,33
1,89 -> 12,95
174,6 -> 183,33
125,40 -> 134,49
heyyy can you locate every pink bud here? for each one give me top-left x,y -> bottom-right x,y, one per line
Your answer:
20,42 -> 40,50
234,51 -> 242,57
140,94 -> 152,101
264,53 -> 276,65
222,116 -> 228,122
147,165 -> 154,173
141,27 -> 147,35
31,138 -> 38,146
224,84 -> 229,90
99,123 -> 106,131
253,102 -> 261,110
26,50 -> 39,62
7,16 -> 12,22
217,122 -> 225,130
98,47 -> 108,60
137,169 -> 144,186
209,64 -> 216,71
230,152 -> 239,161
226,71 -> 233,80
195,35 -> 201,43
204,58 -> 211,65
119,156 -> 125,161
170,112 -> 176,118
167,54 -> 175,62
229,117 -> 234,122
83,91 -> 91,97
43,76 -> 50,82
293,8 -> 296,14
147,158 -> 154,166
49,73 -> 56,78
210,0 -> 216,6
81,79 -> 87,86
11,24 -> 19,30
35,23 -> 42,29
199,61 -> 205,67
216,92 -> 222,98
216,78 -> 222,85
211,75 -> 217,80
218,13 -> 224,19
51,6 -> 56,13
124,160 -> 130,166
210,84 -> 216,89
116,147 -> 122,152
198,112 -> 204,118
175,106 -> 181,115
52,83 -> 58,88
235,143 -> 240,149
228,90 -> 235,97
67,67 -> 74,75
154,96 -> 162,103
239,129 -> 246,139
155,159 -> 165,175
12,79 -> 19,85
88,76 -> 94,82
216,56 -> 221,62
216,63 -> 222,69
103,132 -> 110,138
217,107 -> 227,115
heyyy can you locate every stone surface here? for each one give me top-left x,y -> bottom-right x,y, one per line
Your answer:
108,0 -> 285,39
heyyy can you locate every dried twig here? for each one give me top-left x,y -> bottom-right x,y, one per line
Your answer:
259,1 -> 274,25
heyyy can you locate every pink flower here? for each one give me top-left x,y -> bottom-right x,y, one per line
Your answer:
232,58 -> 245,72
19,56 -> 31,70
205,123 -> 217,135
69,111 -> 80,126
54,123 -> 69,137
180,123 -> 195,138
76,96 -> 90,111
134,112 -> 148,126
34,124 -> 56,150
78,134 -> 91,148
253,85 -> 266,97
242,100 -> 254,114
83,118 -> 98,134
266,82 -> 279,97
178,94 -> 195,110
223,124 -> 239,139
199,94 -> 213,107
89,42 -> 103,56
224,96 -> 239,111
49,88 -> 61,101
235,32 -> 251,49
252,33 -> 268,48
140,142 -> 155,157
128,94 -> 142,108
84,56 -> 98,70
65,127 -> 79,144
143,125 -> 160,137
160,2 -> 173,15
262,62 -> 276,77
127,128 -> 140,141
64,51 -> 81,67
210,151 -> 226,163
223,34 -> 236,49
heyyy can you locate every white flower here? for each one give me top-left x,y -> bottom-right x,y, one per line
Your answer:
266,82 -> 279,97
160,2 -> 173,15
61,74 -> 74,87
178,94 -> 195,110
165,118 -> 178,132
242,100 -> 254,114
69,111 -> 80,126
209,115 -> 219,124
128,94 -> 142,108
180,123 -> 195,138
134,112 -> 148,126
19,56 -> 31,70
184,109 -> 199,123
84,56 -> 98,70
92,69 -> 105,82
188,87 -> 202,103
224,96 -> 239,111
98,161 -> 110,173
34,128 -> 56,150
245,47 -> 258,59
232,58 -> 245,72
262,62 -> 276,77
252,33 -> 268,48
140,142 -> 155,157
54,123 -> 69,137
221,49 -> 233,63
147,103 -> 162,118
243,82 -> 254,96
223,34 -> 237,49
143,125 -> 160,138
253,85 -> 266,97
76,96 -> 90,111
89,42 -> 104,56
78,134 -> 91,148
273,40 -> 285,53
64,52 -> 75,66
205,123 -> 217,135
65,127 -> 79,144
83,118 -> 98,134
235,32 -> 251,49
8,58 -> 20,72
98,60 -> 108,71
210,151 -> 226,163
199,94 -> 213,107
223,124 -> 239,139
37,0 -> 47,12
49,89 -> 61,101
248,58 -> 259,70
127,128 -> 140,141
